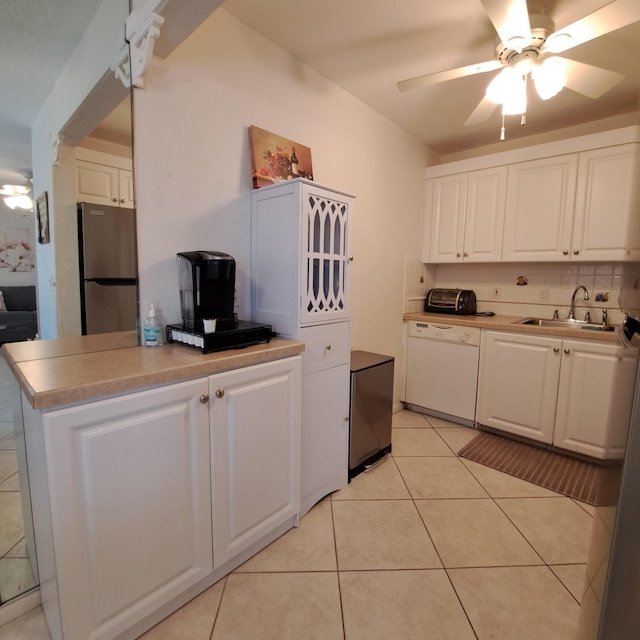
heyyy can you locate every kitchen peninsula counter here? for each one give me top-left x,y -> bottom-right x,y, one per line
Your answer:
403,311 -> 621,343
2,333 -> 304,410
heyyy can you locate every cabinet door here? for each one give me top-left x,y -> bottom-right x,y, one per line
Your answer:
210,357 -> 301,568
477,331 -> 561,443
572,144 -> 640,261
301,363 -> 350,515
43,379 -> 212,640
502,155 -> 578,261
300,185 -> 350,326
76,160 -> 119,206
464,166 -> 507,262
118,168 -> 135,209
554,340 -> 637,459
427,174 -> 467,263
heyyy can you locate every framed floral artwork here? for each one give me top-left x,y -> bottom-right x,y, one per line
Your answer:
36,191 -> 50,244
248,125 -> 313,188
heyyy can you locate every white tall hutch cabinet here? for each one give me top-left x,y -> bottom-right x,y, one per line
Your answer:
252,178 -> 352,515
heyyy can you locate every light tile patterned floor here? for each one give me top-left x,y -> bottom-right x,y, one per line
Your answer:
1,410 -> 593,639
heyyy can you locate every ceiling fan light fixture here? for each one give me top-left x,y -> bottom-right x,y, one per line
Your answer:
3,195 -> 33,211
0,184 -> 30,196
544,31 -> 572,54
533,57 -> 567,100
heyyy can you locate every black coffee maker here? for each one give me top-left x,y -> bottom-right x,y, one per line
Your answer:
177,251 -> 237,332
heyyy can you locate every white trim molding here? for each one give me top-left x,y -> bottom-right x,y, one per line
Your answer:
125,10 -> 165,88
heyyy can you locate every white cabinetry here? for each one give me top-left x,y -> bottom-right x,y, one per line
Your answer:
75,147 -> 134,209
425,166 -> 506,263
502,154 -> 578,261
252,179 -> 352,515
477,331 -> 638,459
425,135 -> 640,263
476,331 -> 561,444
25,357 -> 301,640
572,144 -> 640,261
37,378 -> 212,640
553,340 -> 637,458
210,357 -> 301,568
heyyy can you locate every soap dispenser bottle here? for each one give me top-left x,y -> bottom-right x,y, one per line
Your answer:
144,303 -> 163,347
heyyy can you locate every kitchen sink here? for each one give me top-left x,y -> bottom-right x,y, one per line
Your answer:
514,318 -> 615,332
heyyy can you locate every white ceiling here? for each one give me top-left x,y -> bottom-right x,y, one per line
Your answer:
0,0 -> 105,184
224,0 -> 640,156
1,0 -> 639,187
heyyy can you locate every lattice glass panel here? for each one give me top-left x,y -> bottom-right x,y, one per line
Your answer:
304,194 -> 348,316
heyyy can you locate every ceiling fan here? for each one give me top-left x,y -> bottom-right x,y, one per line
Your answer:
397,0 -> 640,138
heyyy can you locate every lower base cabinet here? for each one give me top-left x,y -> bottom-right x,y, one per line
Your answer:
477,331 -> 638,459
210,358 -> 301,567
24,356 -> 301,640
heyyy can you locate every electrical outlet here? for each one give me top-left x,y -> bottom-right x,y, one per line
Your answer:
492,287 -> 501,299
540,287 -> 550,301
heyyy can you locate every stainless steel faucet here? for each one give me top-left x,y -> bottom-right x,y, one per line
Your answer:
568,285 -> 589,320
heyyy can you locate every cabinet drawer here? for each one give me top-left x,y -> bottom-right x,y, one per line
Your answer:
300,321 -> 350,374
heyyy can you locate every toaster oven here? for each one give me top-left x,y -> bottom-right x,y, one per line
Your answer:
424,288 -> 477,315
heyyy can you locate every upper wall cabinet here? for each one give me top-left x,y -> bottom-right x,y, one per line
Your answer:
424,166 -> 506,263
572,144 -> 640,262
75,148 -> 134,209
502,154 -> 578,261
424,132 -> 640,264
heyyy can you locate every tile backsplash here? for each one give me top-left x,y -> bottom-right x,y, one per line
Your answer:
404,258 -> 629,325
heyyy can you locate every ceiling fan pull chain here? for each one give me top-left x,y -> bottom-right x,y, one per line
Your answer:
521,112 -> 526,126
500,114 -> 506,141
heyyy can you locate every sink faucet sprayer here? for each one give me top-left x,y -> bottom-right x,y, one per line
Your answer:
568,285 -> 589,320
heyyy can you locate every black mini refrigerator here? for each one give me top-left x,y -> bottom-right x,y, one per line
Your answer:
349,350 -> 394,479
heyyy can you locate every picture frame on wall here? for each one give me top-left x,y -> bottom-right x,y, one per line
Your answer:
36,191 -> 50,244
248,125 -> 313,188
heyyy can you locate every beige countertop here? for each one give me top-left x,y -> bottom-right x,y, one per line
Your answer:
2,335 -> 305,410
403,311 -> 621,343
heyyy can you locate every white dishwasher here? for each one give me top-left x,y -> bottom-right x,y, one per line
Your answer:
405,320 -> 481,424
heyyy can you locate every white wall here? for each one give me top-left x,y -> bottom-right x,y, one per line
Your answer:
133,9 -> 429,405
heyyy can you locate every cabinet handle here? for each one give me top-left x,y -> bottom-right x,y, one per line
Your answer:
215,389 -> 225,398
463,252 -> 468,257
564,348 -> 570,355
573,249 -> 580,255
200,393 -> 209,404
553,347 -> 560,353
563,249 -> 569,255
456,252 -> 462,257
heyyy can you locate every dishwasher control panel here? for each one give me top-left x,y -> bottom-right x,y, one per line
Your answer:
408,321 -> 481,346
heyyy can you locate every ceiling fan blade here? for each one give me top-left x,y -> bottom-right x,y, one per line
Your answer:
465,96 -> 500,126
480,0 -> 531,50
397,60 -> 501,92
543,0 -> 640,53
559,58 -> 626,99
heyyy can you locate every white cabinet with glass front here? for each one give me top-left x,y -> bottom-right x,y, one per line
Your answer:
252,178 -> 353,515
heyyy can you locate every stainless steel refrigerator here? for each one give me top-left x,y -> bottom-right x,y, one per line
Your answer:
78,202 -> 138,335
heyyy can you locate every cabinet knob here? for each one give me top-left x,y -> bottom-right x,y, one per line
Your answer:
553,347 -> 560,353
112,198 -> 118,203
463,252 -> 468,257
325,345 -> 332,351
456,252 -> 462,258
200,393 -> 210,404
573,249 -> 580,255
563,249 -> 569,255
348,256 -> 354,262
120,198 -> 126,203
215,389 -> 225,398
564,348 -> 571,355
